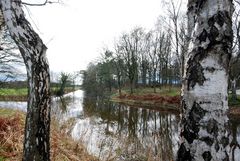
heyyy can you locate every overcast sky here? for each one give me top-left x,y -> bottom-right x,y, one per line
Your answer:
24,0 -> 171,73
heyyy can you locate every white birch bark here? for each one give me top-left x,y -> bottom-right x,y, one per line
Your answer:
0,0 -> 51,160
177,0 -> 234,160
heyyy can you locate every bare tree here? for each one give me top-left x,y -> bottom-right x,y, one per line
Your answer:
0,0 -> 51,160
160,30 -> 172,87
146,30 -> 167,92
139,35 -> 149,86
118,28 -> 144,94
177,0 -> 233,160
113,44 -> 125,96
161,0 -> 186,80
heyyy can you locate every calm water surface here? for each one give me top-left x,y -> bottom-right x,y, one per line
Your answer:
1,90 -> 240,161
51,90 -> 179,160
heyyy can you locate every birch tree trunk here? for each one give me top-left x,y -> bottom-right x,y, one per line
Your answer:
177,0 -> 233,160
0,0 -> 51,160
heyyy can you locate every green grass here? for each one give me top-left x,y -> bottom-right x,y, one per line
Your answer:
0,88 -> 27,96
0,86 -> 80,97
229,95 -> 240,106
0,156 -> 5,161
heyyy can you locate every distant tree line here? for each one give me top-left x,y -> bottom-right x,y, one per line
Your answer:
82,1 -> 240,98
82,25 -> 185,95
82,0 -> 191,95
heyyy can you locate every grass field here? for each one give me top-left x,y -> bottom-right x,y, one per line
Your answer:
0,88 -> 27,96
0,87 -> 79,101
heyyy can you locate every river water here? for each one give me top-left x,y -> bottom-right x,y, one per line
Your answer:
1,90 -> 240,161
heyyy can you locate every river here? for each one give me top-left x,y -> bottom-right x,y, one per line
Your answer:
1,90 -> 240,161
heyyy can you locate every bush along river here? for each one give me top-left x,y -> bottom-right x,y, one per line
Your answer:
1,90 -> 240,160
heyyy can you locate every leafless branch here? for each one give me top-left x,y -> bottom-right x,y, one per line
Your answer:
234,0 -> 240,6
21,0 -> 62,6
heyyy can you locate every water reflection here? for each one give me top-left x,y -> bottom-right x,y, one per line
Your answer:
1,90 -> 240,160
51,90 -> 84,123
230,118 -> 240,160
51,91 -> 240,161
53,91 -> 180,160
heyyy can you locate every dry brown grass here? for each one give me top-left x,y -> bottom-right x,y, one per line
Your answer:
0,109 -> 98,161
0,112 -> 24,160
50,118 -> 98,161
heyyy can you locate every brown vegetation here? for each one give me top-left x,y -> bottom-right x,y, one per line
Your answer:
0,113 -> 24,159
118,94 -> 180,104
229,106 -> 240,116
0,95 -> 27,102
115,93 -> 240,116
0,111 -> 98,161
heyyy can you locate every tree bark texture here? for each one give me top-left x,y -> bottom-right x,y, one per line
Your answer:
0,0 -> 51,160
178,0 -> 233,160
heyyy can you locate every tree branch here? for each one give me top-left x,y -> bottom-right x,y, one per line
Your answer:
21,0 -> 61,6
235,0 -> 240,6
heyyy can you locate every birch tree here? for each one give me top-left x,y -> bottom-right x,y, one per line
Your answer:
177,0 -> 233,160
0,0 -> 51,160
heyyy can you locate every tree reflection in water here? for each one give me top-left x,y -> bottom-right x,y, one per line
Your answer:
230,118 -> 240,160
51,91 -> 240,161
79,94 -> 180,160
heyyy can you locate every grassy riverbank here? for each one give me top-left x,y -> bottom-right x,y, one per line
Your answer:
0,87 -> 79,101
111,87 -> 180,112
111,87 -> 240,115
0,108 -> 97,161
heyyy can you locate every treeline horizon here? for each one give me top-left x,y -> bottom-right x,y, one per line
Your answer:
82,0 -> 240,96
82,22 -> 187,95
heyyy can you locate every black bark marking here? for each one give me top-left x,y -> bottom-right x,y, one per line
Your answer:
189,102 -> 206,122
200,137 -> 214,146
195,0 -> 207,13
24,33 -> 30,39
208,12 -> 223,27
215,141 -> 220,152
223,152 -> 229,161
202,151 -> 212,161
198,29 -> 208,43
207,119 -> 218,137
181,102 -> 206,143
186,47 -> 207,90
199,101 -> 211,104
221,136 -> 229,148
209,26 -> 219,42
182,123 -> 198,143
16,15 -> 24,26
206,11 -> 233,58
186,60 -> 206,90
205,67 -> 216,73
187,11 -> 233,90
177,143 -> 192,161
182,99 -> 187,110
208,11 -> 226,27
